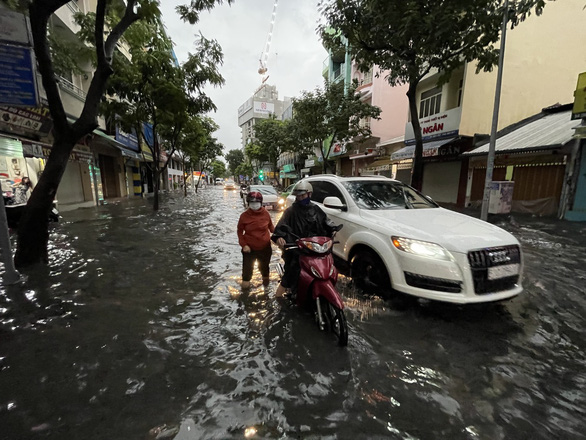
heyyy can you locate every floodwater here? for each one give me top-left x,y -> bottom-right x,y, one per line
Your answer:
1,187 -> 585,440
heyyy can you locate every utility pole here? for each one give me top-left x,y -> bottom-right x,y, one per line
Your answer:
481,0 -> 509,221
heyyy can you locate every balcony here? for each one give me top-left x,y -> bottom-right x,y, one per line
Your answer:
54,1 -> 82,35
57,76 -> 86,118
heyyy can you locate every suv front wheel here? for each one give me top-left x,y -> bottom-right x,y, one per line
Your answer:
351,250 -> 391,294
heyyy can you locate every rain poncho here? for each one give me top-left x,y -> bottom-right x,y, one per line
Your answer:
271,201 -> 337,243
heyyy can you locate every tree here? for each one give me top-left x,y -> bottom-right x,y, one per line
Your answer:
99,19 -> 224,210
253,117 -> 293,185
183,117 -> 223,192
235,161 -> 254,182
170,114 -> 213,196
225,149 -> 245,177
13,0 -> 231,267
320,0 -> 545,190
291,80 -> 381,173
211,160 -> 226,180
244,142 -> 266,180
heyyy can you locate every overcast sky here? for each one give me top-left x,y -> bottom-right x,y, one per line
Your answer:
159,1 -> 328,155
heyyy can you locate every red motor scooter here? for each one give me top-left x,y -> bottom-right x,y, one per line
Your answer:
276,225 -> 348,346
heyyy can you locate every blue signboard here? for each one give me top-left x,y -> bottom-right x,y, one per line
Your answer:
115,125 -> 140,151
0,44 -> 37,107
142,122 -> 154,148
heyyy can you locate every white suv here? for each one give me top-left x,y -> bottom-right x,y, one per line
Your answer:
288,175 -> 523,304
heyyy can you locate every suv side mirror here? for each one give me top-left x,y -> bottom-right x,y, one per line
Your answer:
323,196 -> 347,211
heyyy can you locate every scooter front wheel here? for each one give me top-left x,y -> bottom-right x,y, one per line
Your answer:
318,297 -> 348,347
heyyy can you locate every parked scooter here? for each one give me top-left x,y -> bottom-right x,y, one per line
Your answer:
276,225 -> 348,346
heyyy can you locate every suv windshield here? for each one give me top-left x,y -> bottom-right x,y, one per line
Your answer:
342,181 -> 438,210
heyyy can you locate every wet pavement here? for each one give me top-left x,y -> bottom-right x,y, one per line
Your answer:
1,186 -> 585,440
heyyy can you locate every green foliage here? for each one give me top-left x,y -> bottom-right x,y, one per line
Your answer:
319,0 -> 546,187
176,0 -> 234,24
320,0 -> 546,85
235,161 -> 254,180
291,80 -> 381,172
211,160 -> 226,178
47,31 -> 90,78
253,118 -> 293,169
225,149 -> 245,176
244,142 -> 267,164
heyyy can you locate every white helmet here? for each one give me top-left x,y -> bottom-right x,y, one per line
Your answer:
292,180 -> 313,196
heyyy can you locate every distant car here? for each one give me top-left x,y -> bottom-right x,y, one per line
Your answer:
223,180 -> 236,190
287,175 -> 523,304
245,184 -> 279,210
216,178 -> 223,184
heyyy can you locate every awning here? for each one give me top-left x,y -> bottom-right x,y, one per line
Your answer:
1,134 -> 91,162
349,151 -> 379,160
391,137 -> 458,161
92,129 -> 143,160
462,109 -> 576,156
365,158 -> 393,171
0,135 -> 23,157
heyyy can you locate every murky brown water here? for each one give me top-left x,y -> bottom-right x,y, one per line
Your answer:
1,187 -> 585,439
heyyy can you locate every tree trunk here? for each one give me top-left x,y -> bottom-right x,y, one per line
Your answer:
407,84 -> 424,191
183,161 -> 187,196
14,135 -> 76,267
153,168 -> 160,210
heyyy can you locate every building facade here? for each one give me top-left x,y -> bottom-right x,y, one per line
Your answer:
388,0 -> 586,216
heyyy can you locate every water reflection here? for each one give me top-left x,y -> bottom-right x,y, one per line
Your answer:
1,191 -> 585,439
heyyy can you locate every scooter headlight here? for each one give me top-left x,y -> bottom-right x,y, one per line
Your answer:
301,240 -> 333,254
391,236 -> 453,261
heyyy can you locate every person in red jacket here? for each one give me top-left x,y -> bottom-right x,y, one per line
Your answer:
237,191 -> 275,288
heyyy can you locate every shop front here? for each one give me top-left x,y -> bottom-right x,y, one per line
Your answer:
279,163 -> 298,187
1,134 -> 96,207
462,106 -> 576,217
391,135 -> 473,204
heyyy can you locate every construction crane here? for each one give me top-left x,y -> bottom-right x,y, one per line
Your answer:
258,0 -> 279,79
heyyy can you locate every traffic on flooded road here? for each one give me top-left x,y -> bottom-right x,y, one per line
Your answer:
1,185 -> 585,439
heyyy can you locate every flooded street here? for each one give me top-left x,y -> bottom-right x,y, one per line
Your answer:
1,187 -> 586,440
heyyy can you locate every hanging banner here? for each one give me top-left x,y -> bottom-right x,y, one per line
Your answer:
0,9 -> 30,45
0,105 -> 52,133
0,44 -> 38,107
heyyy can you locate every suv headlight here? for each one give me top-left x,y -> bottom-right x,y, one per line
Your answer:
391,236 -> 453,261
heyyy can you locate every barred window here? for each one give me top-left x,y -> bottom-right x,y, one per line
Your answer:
419,87 -> 442,119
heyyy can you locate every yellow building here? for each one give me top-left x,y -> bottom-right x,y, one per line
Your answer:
393,0 -> 586,215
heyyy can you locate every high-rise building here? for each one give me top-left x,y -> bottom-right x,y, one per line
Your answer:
237,84 -> 291,148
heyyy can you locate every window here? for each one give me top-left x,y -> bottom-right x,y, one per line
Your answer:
419,87 -> 442,119
310,181 -> 346,205
342,181 -> 437,210
457,80 -> 463,107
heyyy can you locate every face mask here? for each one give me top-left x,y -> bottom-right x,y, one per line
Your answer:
249,202 -> 262,211
298,197 -> 311,206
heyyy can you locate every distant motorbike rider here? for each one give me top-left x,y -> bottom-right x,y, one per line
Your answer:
271,180 -> 339,297
237,191 -> 275,289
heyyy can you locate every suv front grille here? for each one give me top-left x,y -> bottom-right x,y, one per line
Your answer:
468,245 -> 521,295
